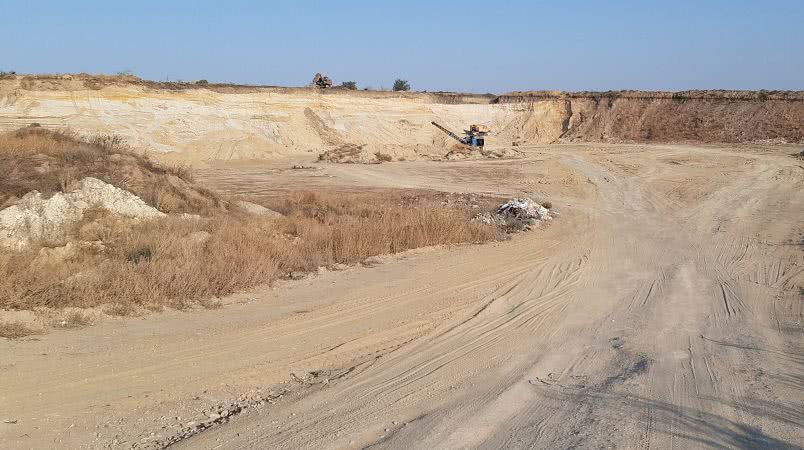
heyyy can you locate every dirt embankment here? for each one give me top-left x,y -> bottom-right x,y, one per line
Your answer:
0,128 -> 503,326
496,90 -> 804,144
0,75 -> 801,164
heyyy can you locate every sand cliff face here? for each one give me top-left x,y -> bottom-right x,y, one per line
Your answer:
0,76 -> 524,162
0,75 -> 801,163
496,91 -> 804,144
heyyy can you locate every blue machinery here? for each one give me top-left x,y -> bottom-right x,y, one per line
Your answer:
431,121 -> 489,148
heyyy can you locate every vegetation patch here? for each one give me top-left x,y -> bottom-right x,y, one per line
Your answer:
0,321 -> 42,339
0,127 -> 221,214
0,129 -> 500,314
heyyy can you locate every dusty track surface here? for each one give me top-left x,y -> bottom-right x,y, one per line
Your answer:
1,144 -> 802,449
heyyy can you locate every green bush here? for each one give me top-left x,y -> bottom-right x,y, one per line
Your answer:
393,79 -> 410,92
340,81 -> 357,90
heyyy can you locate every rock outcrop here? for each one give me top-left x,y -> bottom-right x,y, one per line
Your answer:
0,177 -> 164,249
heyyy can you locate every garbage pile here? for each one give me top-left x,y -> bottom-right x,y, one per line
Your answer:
474,198 -> 557,232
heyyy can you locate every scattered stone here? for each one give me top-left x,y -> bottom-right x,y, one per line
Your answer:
443,146 -> 523,161
474,198 -> 557,233
472,211 -> 496,225
496,198 -> 550,222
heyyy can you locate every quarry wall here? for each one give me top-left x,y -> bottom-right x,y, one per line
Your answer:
0,75 -> 800,163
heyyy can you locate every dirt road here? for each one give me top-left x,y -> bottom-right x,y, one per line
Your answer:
1,144 -> 802,449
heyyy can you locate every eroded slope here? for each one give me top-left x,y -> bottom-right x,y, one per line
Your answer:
1,75 -> 802,165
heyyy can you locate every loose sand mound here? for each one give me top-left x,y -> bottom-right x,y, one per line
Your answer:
442,145 -> 524,161
318,144 -> 384,164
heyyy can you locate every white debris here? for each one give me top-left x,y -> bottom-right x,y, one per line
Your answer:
0,177 -> 164,249
472,211 -> 496,225
496,198 -> 550,222
474,197 -> 556,232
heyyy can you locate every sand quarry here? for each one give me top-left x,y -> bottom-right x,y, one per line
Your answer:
0,76 -> 803,449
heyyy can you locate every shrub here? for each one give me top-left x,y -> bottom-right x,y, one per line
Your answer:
340,81 -> 357,90
0,321 -> 41,339
375,152 -> 393,162
127,246 -> 153,264
393,79 -> 410,92
196,79 -> 209,85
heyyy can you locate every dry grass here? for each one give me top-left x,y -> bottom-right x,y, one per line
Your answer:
0,321 -> 42,339
0,191 -> 497,311
374,152 -> 393,162
52,310 -> 94,328
266,191 -> 497,270
0,127 -> 499,313
0,127 -> 220,213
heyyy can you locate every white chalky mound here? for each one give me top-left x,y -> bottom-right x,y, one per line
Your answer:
0,177 -> 164,249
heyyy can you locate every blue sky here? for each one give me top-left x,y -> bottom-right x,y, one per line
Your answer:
1,0 -> 802,92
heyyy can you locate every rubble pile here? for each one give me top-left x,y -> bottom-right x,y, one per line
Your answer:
475,198 -> 557,232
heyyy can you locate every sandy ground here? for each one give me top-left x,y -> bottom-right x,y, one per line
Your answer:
1,144 -> 802,449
